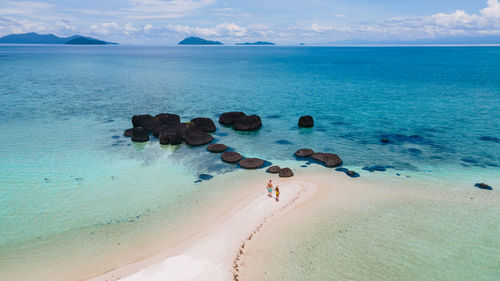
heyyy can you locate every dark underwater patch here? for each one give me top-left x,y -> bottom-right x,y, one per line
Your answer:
479,136 -> 500,143
198,174 -> 213,180
265,115 -> 281,119
408,148 -> 423,155
275,139 -> 293,145
111,135 -> 120,139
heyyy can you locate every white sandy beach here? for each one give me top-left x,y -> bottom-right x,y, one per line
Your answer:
90,172 -> 327,281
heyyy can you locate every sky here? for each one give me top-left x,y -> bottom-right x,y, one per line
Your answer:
0,0 -> 499,44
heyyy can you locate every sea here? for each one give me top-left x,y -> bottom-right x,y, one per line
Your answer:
0,45 -> 499,280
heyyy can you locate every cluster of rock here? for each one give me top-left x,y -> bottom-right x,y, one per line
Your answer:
121,113 -> 352,179
219,112 -> 262,131
266,166 -> 294,178
124,113 -> 215,146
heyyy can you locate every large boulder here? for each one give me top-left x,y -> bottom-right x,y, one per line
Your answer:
295,148 -> 315,158
233,115 -> 262,131
298,115 -> 314,128
279,168 -> 294,177
239,158 -> 265,169
219,112 -> 246,126
155,113 -> 180,127
266,166 -> 281,174
131,127 -> 149,142
132,114 -> 161,131
221,151 -> 242,163
207,143 -> 228,153
124,128 -> 133,137
159,130 -> 183,145
182,127 -> 213,146
191,117 -> 216,132
311,152 -> 343,167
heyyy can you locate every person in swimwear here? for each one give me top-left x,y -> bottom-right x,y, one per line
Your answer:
275,186 -> 280,202
267,180 -> 273,197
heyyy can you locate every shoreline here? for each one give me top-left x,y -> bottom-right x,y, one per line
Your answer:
89,171 -> 325,281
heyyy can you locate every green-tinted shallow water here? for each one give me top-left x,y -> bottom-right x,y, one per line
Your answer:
0,45 -> 499,280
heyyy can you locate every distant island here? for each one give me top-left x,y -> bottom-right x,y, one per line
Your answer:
0,32 -> 116,45
235,41 -> 275,45
65,37 -> 107,45
178,37 -> 223,45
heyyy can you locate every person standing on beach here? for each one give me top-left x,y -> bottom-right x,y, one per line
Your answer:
267,180 -> 273,197
275,186 -> 280,202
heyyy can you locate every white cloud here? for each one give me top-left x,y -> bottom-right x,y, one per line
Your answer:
305,0 -> 500,41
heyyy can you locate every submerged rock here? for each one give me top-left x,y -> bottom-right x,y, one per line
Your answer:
131,127 -> 149,142
191,117 -> 216,133
239,158 -> 265,169
362,165 -> 387,172
311,152 -> 342,167
233,115 -> 262,131
295,148 -> 315,158
124,128 -> 133,137
266,166 -> 281,174
380,138 -> 390,143
221,151 -> 242,163
298,115 -> 314,128
219,112 -> 246,126
336,168 -> 360,178
199,174 -> 214,180
474,183 -> 492,190
207,143 -> 228,153
279,168 -> 294,177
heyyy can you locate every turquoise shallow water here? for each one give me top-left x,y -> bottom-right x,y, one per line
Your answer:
0,45 -> 499,280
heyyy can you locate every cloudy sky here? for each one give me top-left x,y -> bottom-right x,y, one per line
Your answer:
0,0 -> 499,44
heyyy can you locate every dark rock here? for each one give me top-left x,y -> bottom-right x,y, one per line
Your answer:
295,148 -> 315,157
298,115 -> 314,128
219,112 -> 246,126
346,170 -> 360,178
124,128 -> 133,137
380,138 -> 390,143
199,174 -> 213,180
159,130 -> 182,145
155,113 -> 181,127
266,166 -> 281,174
191,117 -> 216,133
131,127 -> 149,142
207,143 -> 228,153
311,153 -> 342,167
233,115 -> 262,131
183,128 -> 213,146
474,183 -> 492,190
132,114 -> 161,131
152,124 -> 170,138
239,158 -> 265,169
221,151 -> 242,163
279,168 -> 294,177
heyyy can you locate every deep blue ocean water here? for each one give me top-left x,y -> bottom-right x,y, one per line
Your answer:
0,45 -> 499,280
